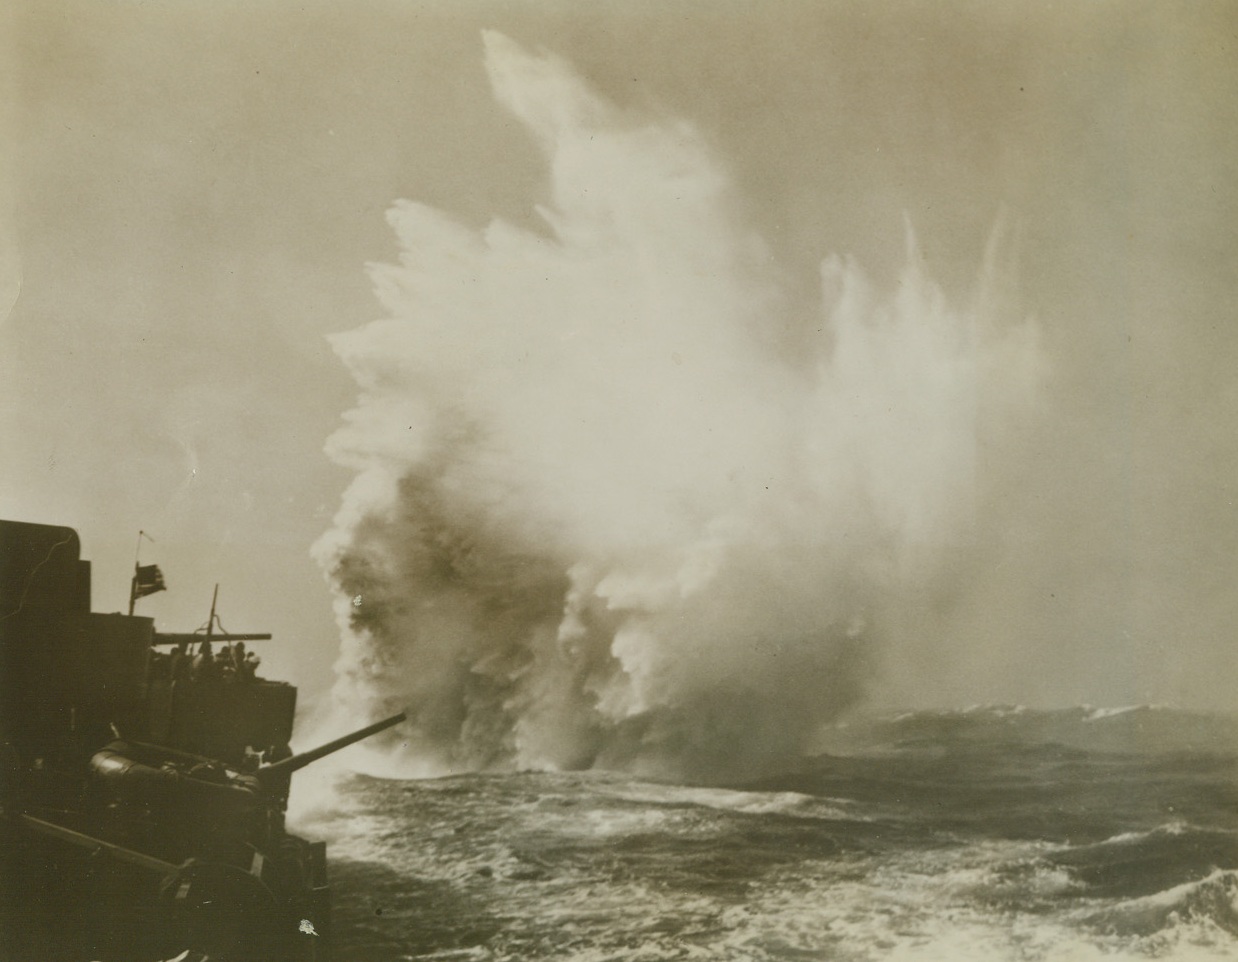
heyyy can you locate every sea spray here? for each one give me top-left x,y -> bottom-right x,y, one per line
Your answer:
313,32 -> 1041,780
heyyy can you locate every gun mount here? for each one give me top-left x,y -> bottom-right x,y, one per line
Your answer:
0,519 -> 405,962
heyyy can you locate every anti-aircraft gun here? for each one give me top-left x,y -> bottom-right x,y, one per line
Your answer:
0,519 -> 405,962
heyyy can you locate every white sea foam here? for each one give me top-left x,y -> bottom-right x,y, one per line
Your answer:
1090,820 -> 1192,847
605,782 -> 869,822
717,846 -> 1235,962
1083,704 -> 1166,722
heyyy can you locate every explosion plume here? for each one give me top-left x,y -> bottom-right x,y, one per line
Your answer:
314,33 -> 1040,780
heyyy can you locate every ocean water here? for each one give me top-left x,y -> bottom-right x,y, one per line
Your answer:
294,706 -> 1238,961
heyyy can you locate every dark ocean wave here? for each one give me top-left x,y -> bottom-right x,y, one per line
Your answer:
1073,868 -> 1238,939
1050,824 -> 1238,899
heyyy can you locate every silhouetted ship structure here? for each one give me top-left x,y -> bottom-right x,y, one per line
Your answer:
0,519 -> 404,961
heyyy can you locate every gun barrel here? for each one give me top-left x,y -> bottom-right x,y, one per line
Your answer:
256,711 -> 407,785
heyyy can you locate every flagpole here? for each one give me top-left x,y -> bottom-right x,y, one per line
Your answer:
128,530 -> 143,616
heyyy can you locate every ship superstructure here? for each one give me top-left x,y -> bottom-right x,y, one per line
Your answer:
0,519 -> 402,961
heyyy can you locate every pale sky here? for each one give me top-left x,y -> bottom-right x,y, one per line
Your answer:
3,1 -> 1236,714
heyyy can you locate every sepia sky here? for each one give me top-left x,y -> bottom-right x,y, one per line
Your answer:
2,1 -> 1236,714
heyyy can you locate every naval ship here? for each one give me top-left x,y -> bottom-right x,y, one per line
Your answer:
0,518 -> 403,961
